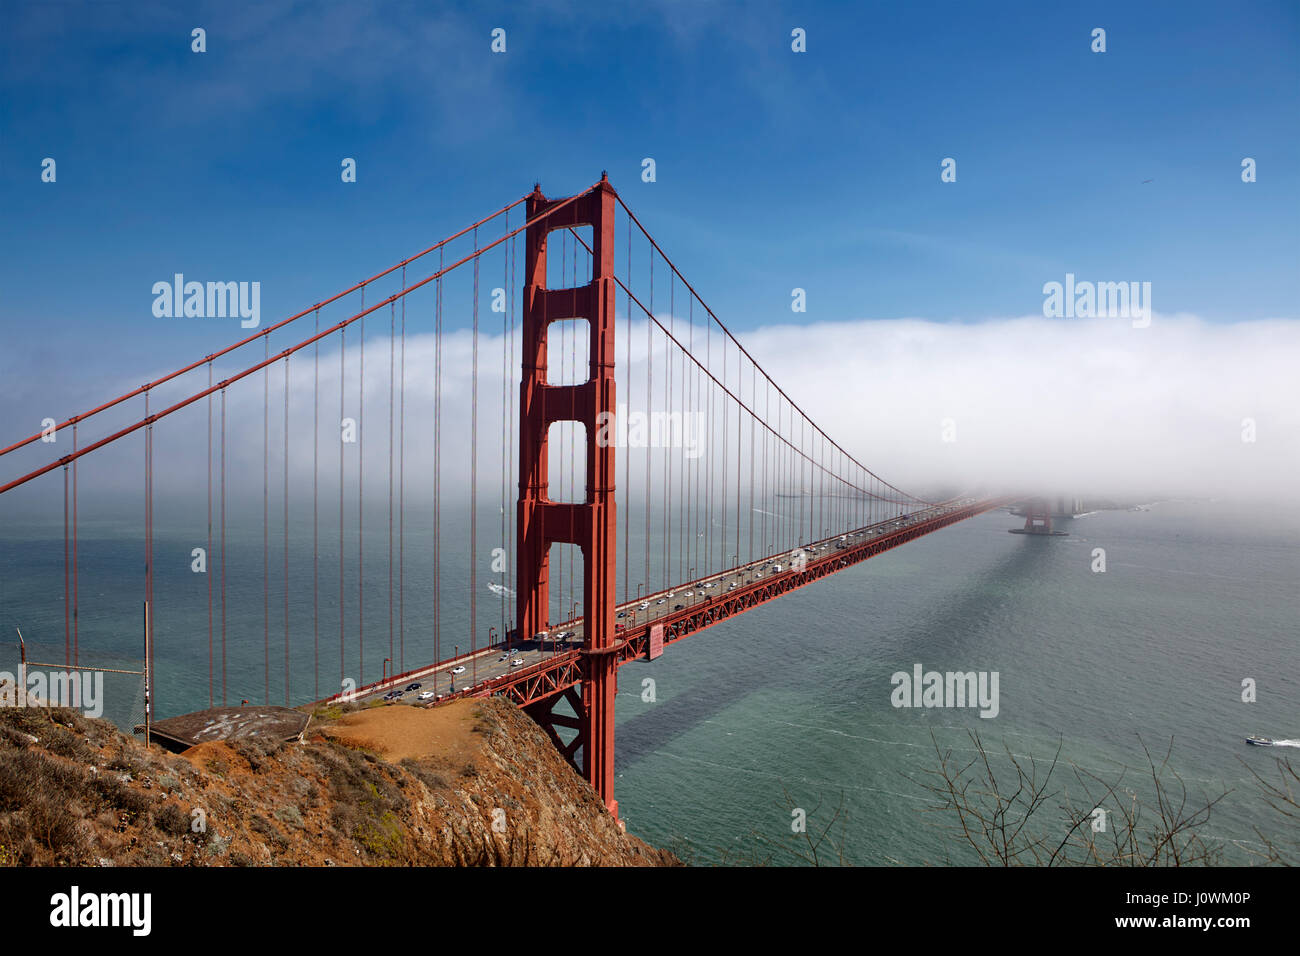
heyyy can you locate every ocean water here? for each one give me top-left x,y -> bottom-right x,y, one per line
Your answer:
0,497 -> 1296,865
609,500 -> 1300,865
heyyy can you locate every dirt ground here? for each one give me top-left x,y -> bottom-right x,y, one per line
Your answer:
316,700 -> 484,763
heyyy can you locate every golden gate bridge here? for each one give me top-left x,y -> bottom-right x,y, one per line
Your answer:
0,174 -> 1016,817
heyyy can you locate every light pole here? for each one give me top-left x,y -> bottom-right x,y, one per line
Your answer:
383,658 -> 391,684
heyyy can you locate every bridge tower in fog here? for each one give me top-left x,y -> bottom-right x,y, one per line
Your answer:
1010,498 -> 1056,535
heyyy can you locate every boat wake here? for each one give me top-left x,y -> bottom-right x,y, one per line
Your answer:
487,583 -> 514,597
1272,739 -> 1300,748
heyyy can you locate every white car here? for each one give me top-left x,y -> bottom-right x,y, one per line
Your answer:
450,665 -> 466,675
418,691 -> 435,701
656,598 -> 667,605
510,658 -> 525,667
639,602 -> 649,610
684,590 -> 693,597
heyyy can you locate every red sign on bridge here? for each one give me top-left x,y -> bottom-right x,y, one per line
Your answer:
648,624 -> 664,661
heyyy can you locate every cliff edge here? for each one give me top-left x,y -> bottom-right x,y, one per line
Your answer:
0,696 -> 678,867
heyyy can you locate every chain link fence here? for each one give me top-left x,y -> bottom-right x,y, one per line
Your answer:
0,637 -> 147,739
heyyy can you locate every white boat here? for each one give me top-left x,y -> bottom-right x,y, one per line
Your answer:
1245,735 -> 1274,746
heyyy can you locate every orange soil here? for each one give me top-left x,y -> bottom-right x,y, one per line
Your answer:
316,700 -> 484,763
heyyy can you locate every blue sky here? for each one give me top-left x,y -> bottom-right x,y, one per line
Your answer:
1,0 -> 1296,404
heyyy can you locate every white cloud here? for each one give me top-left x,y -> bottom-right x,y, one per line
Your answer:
2,312 -> 1295,513
739,313 -> 1299,501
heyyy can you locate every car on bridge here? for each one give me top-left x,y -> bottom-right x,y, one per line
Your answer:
418,691 -> 435,701
406,683 -> 421,692
450,665 -> 466,675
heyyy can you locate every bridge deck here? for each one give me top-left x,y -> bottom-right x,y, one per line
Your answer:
330,496 -> 1012,709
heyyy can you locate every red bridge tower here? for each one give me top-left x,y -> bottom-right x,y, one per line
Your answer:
516,176 -> 620,817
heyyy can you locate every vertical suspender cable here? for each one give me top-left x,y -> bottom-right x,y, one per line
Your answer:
645,249 -> 652,592
749,364 -> 755,562
72,423 -> 79,665
501,217 -> 508,647
569,234 -> 574,616
221,387 -> 227,705
389,301 -> 395,674
63,459 -> 69,665
509,233 -> 516,634
570,235 -> 577,619
359,286 -> 365,683
284,354 -> 290,705
471,228 -> 479,682
264,337 -> 270,704
433,250 -> 443,691
339,326 -> 346,689
707,305 -> 713,569
399,267 -> 406,672
722,336 -> 728,569
735,352 -> 741,563
313,309 -> 319,699
207,364 -> 213,705
145,390 -> 154,713
665,272 -> 672,588
623,215 -> 631,604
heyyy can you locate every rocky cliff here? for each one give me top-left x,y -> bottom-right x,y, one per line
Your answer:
0,697 -> 678,867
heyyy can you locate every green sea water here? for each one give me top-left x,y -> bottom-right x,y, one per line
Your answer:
1,498 -> 1295,865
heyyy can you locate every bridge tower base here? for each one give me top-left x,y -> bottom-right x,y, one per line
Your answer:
1008,498 -> 1066,535
516,176 -> 620,817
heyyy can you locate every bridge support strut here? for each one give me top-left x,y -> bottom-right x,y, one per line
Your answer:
517,176 -> 620,817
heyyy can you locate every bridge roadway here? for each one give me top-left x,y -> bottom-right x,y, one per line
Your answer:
331,495 -> 1012,710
